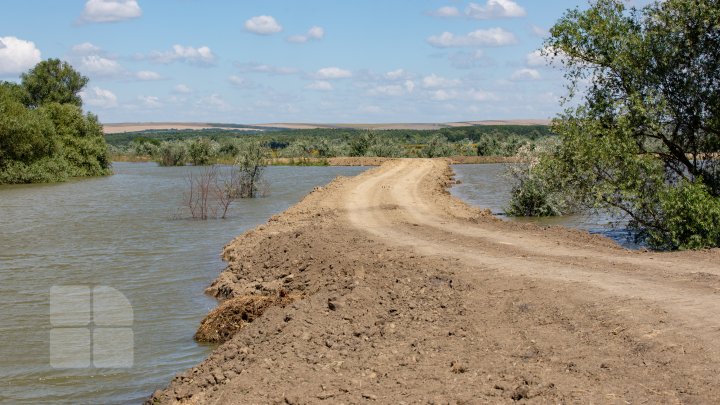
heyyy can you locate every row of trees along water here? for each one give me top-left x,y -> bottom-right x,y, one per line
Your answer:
506,0 -> 720,250
0,60 -> 111,184
105,125 -> 554,165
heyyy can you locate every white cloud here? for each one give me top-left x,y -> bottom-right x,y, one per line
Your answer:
228,75 -> 260,89
427,28 -> 517,48
173,84 -> 191,93
244,15 -> 282,35
135,70 -> 162,80
430,1 -> 525,20
430,89 -> 456,101
526,47 -> 567,67
228,75 -> 247,86
316,67 -> 352,79
385,69 -> 406,80
404,80 -> 415,93
287,26 -> 325,43
80,0 -> 142,23
428,87 -> 497,102
467,89 -> 497,101
0,36 -> 41,75
306,80 -> 333,91
80,86 -> 118,108
138,95 -> 162,108
71,42 -> 102,55
526,50 -> 545,66
235,62 -> 299,75
80,55 -> 122,75
430,6 -> 461,17
368,85 -> 405,97
148,45 -> 216,65
422,74 -> 461,89
465,0 -> 526,19
511,68 -> 541,80
307,26 -> 325,40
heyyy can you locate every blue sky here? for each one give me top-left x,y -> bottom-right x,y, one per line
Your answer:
1,0 -> 610,124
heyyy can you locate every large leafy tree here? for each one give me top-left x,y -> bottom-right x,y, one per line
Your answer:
0,60 -> 110,184
21,59 -> 88,108
523,0 -> 720,249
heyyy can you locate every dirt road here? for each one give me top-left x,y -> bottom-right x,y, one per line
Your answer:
150,159 -> 720,404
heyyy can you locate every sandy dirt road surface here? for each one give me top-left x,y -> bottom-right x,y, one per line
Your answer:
150,159 -> 720,404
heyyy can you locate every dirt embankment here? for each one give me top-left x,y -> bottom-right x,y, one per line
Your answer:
149,159 -> 720,404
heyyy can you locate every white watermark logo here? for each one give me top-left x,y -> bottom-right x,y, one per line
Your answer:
49,286 -> 133,369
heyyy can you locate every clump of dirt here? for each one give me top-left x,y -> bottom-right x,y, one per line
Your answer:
194,290 -> 299,343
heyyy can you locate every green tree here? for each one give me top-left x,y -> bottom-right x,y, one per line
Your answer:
0,60 -> 110,184
515,0 -> 720,249
235,142 -> 269,198
21,59 -> 88,108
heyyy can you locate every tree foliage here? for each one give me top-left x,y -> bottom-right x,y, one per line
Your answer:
235,142 -> 269,198
0,60 -> 110,184
512,0 -> 720,249
21,59 -> 88,108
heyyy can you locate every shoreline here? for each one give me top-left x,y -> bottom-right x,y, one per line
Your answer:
149,158 -> 720,404
111,155 -> 520,166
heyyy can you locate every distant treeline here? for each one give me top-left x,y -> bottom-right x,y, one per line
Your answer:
107,125 -> 554,165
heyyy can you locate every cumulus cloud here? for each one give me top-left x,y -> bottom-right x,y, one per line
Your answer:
71,42 -> 102,55
148,45 -> 216,65
287,26 -> 325,43
430,1 -> 525,20
429,6 -> 461,17
0,36 -> 41,75
305,80 -> 333,91
367,85 -> 406,97
138,95 -> 162,108
315,67 -> 352,79
466,0 -> 526,19
235,62 -> 299,75
404,80 -> 415,93
80,55 -> 123,76
427,28 -> 517,48
80,86 -> 118,108
422,74 -> 461,89
173,84 -> 191,94
385,69 -> 409,80
135,70 -> 162,80
430,89 -> 456,101
428,87 -> 496,102
511,68 -> 541,80
80,0 -> 142,23
244,15 -> 282,35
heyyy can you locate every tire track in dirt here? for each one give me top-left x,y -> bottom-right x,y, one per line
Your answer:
346,159 -> 720,356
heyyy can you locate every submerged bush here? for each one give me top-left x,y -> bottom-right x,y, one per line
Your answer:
505,142 -> 573,217
157,141 -> 188,166
188,137 -> 218,165
646,180 -> 720,250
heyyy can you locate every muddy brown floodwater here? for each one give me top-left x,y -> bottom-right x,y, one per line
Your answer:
150,158 -> 720,404
0,162 -> 367,404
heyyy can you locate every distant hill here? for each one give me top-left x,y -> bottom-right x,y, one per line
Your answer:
102,120 -> 551,134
